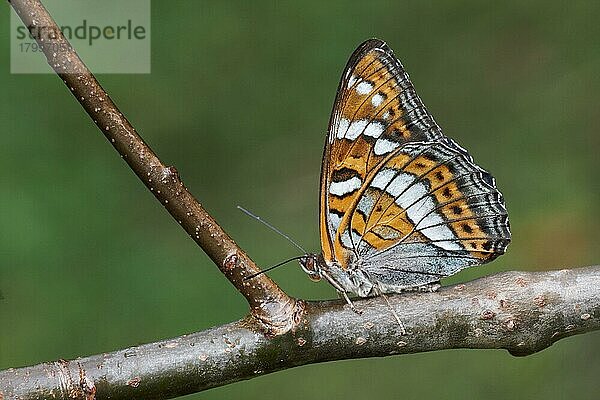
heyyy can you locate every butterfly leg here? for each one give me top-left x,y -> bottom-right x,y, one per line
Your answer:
320,269 -> 363,314
380,292 -> 407,335
338,290 -> 363,315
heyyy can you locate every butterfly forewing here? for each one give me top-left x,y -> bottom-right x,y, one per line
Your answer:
319,39 -> 510,292
321,39 -> 442,266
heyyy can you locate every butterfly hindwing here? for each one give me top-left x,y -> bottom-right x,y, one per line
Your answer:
319,39 -> 510,291
355,139 -> 509,255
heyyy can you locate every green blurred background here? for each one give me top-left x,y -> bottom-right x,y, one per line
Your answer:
1,1 -> 599,399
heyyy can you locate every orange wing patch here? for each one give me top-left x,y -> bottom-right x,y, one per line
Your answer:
354,189 -> 416,252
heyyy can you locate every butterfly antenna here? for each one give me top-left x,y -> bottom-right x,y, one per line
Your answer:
244,256 -> 304,281
237,205 -> 307,253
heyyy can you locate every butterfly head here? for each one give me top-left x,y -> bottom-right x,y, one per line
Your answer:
299,254 -> 322,282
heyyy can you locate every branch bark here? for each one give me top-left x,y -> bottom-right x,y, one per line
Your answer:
1,267 -> 599,400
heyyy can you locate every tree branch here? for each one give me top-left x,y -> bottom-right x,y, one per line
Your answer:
1,267 -> 598,399
6,0 -> 301,336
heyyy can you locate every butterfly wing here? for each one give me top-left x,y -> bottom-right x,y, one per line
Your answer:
319,39 -> 510,291
320,38 -> 444,267
351,139 -> 510,290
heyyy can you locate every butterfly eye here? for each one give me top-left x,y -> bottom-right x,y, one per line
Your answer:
299,255 -> 321,281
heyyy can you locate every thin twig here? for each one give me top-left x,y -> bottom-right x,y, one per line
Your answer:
1,267 -> 598,400
7,0 -> 301,336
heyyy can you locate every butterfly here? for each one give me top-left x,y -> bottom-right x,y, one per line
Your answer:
298,39 -> 511,307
